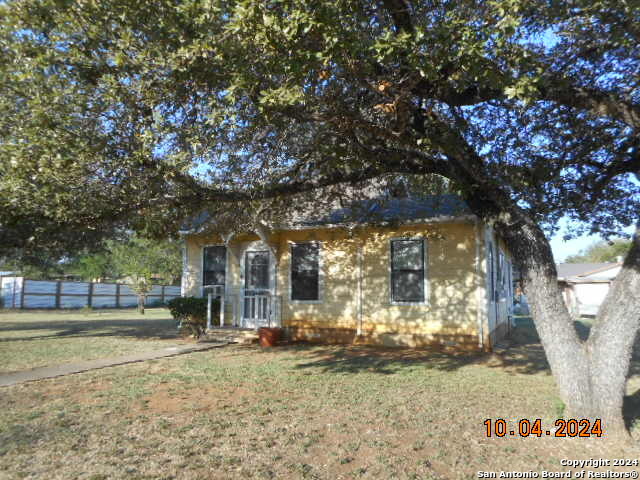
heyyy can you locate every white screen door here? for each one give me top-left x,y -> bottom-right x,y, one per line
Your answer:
243,251 -> 271,328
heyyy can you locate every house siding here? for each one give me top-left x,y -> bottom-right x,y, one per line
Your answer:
183,222 -> 486,350
483,226 -> 514,348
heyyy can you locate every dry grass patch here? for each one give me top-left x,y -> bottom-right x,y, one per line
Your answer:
2,333 -> 640,479
0,308 -> 186,373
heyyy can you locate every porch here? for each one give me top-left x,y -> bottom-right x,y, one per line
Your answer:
201,325 -> 260,344
204,286 -> 283,331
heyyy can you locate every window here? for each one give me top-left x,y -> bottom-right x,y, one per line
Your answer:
290,243 -> 320,301
203,246 -> 226,287
390,239 -> 426,303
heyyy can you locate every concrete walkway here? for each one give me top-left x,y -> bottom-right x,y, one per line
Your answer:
0,341 -> 227,388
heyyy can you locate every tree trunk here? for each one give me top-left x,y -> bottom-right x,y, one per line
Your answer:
587,226 -> 640,438
137,295 -> 145,315
441,140 -> 640,440
496,220 -> 640,442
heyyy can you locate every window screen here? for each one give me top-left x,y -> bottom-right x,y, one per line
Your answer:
245,251 -> 270,290
390,239 -> 425,303
203,246 -> 226,287
291,243 -> 320,301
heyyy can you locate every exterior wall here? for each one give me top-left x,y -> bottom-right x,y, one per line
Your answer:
483,226 -> 514,349
358,223 -> 480,349
182,221 -> 485,350
573,282 -> 611,316
277,229 -> 361,340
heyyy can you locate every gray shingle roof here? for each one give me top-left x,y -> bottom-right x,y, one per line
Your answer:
181,211 -> 211,234
296,194 -> 473,227
181,194 -> 473,234
556,263 -> 619,279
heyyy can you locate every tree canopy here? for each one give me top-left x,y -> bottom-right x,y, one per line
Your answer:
109,235 -> 182,312
0,234 -> 182,284
565,239 -> 632,264
0,0 -> 638,249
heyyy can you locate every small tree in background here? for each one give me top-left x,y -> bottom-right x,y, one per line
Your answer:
70,252 -> 113,282
566,239 -> 632,264
109,236 -> 182,314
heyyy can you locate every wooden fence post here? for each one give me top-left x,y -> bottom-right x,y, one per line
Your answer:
55,281 -> 61,309
20,278 -> 25,309
115,283 -> 120,308
12,277 -> 18,309
88,282 -> 94,308
161,285 -> 165,304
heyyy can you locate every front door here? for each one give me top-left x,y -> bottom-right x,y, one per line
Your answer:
242,250 -> 271,328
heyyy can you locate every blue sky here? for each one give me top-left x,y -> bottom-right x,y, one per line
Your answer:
550,229 -> 598,262
550,220 -> 635,262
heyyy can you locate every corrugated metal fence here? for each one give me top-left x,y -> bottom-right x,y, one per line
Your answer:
0,277 -> 180,309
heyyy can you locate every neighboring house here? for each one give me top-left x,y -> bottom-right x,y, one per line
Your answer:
557,262 -> 622,317
180,195 -> 514,351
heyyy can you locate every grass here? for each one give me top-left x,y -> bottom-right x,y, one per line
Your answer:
0,308 -> 185,373
1,318 -> 640,479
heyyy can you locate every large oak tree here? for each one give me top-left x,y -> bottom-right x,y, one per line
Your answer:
1,0 -> 639,439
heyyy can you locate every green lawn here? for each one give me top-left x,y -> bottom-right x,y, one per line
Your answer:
0,308 -> 185,373
1,320 -> 639,479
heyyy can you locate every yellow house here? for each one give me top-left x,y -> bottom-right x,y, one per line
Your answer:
180,195 -> 513,351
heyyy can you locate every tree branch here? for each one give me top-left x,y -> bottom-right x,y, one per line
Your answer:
380,0 -> 415,33
412,67 -> 640,129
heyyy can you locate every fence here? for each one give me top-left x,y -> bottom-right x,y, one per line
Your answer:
0,276 -> 181,309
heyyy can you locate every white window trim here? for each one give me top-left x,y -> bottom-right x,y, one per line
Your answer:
200,244 -> 229,298
388,237 -> 429,306
289,241 -> 324,304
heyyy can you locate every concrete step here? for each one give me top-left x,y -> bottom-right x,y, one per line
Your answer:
203,328 -> 259,345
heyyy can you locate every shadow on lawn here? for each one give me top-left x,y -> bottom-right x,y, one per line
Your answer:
285,319 -> 554,377
289,344 -> 482,375
0,318 -> 180,342
285,322 -> 640,430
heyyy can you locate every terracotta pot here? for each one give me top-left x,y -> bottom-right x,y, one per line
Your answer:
258,327 -> 282,347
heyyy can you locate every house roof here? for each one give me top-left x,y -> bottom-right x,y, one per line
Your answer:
556,262 -> 621,281
295,195 -> 473,227
181,210 -> 212,234
180,194 -> 474,234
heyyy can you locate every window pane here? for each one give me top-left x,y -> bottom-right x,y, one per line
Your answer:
392,240 -> 423,270
292,243 -> 319,271
203,271 -> 225,286
204,246 -> 226,270
203,246 -> 226,286
392,271 -> 424,302
292,271 -> 319,300
291,243 -> 320,301
246,251 -> 269,289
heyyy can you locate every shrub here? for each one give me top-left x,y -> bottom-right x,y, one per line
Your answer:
166,296 -> 219,338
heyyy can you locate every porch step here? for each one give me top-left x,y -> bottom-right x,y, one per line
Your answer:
202,327 -> 259,345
